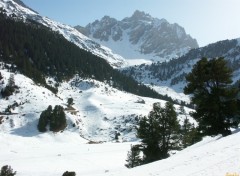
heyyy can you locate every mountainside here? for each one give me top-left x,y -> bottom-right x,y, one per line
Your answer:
0,0 -> 127,68
0,65 -> 194,141
122,38 -> 240,98
0,11 -> 174,101
75,10 -> 198,64
0,0 -> 191,141
1,1 -> 240,176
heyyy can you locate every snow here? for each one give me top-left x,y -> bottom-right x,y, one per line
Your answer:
0,0 -> 128,68
0,132 -> 130,176
1,123 -> 239,176
102,132 -> 240,176
1,67 -> 194,142
89,29 -> 191,66
1,1 -> 240,175
2,67 -> 238,176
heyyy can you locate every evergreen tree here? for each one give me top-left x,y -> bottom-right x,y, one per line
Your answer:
37,105 -> 52,132
7,74 -> 15,88
1,74 -> 16,97
180,117 -> 199,148
125,145 -> 142,168
67,98 -> 73,107
184,57 -> 240,136
179,105 -> 186,115
0,72 -> 3,81
137,102 -> 181,164
0,165 -> 16,176
49,105 -> 67,132
62,171 -> 76,176
37,105 -> 67,132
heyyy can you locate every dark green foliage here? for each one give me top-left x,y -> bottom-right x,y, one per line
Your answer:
38,105 -> 67,132
184,57 -> 240,136
125,145 -> 142,168
62,171 -> 76,176
50,105 -> 67,132
114,131 -> 120,141
0,12 -> 166,100
0,165 -> 16,176
0,71 -> 3,80
180,117 -> 200,148
37,105 -> 52,132
1,74 -> 16,98
137,102 -> 181,164
67,98 -> 73,107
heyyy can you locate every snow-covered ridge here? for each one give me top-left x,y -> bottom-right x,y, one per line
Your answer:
0,0 -> 128,68
76,10 -> 199,63
122,38 -> 240,100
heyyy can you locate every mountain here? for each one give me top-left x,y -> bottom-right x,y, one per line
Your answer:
0,0 -> 127,68
122,38 -> 240,98
75,10 -> 199,64
0,0 -> 186,141
0,1 -> 240,176
0,9 -> 176,102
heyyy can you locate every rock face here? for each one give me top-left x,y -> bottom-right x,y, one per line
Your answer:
75,10 -> 199,62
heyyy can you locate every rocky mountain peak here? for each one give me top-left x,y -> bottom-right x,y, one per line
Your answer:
130,10 -> 152,21
75,11 -> 198,63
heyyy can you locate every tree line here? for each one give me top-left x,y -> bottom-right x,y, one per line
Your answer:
0,11 -> 175,101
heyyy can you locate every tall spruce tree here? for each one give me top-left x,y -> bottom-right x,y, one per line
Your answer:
137,102 -> 181,164
184,57 -> 240,136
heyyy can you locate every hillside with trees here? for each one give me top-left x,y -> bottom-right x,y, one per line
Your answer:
122,39 -> 240,89
0,12 -> 173,101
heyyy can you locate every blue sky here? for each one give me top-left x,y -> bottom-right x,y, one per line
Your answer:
22,0 -> 240,47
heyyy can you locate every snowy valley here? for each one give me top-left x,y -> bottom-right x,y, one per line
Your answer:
0,0 -> 240,176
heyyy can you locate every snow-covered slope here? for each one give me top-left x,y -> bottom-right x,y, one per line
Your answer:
1,119 -> 239,175
0,68 -> 238,176
76,10 -> 198,65
0,67 -> 193,142
122,38 -> 240,101
0,0 -> 127,68
103,132 -> 240,176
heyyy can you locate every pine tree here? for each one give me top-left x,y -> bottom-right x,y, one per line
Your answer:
50,105 -> 67,132
7,74 -> 15,88
38,105 -> 67,132
1,74 -> 16,97
184,57 -> 240,136
125,145 -> 142,168
37,105 -> 52,132
137,102 -> 181,164
179,105 -> 185,115
67,98 -> 73,107
180,117 -> 199,148
62,171 -> 76,176
0,165 -> 16,176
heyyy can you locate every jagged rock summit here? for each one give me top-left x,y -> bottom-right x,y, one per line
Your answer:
75,10 -> 199,64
